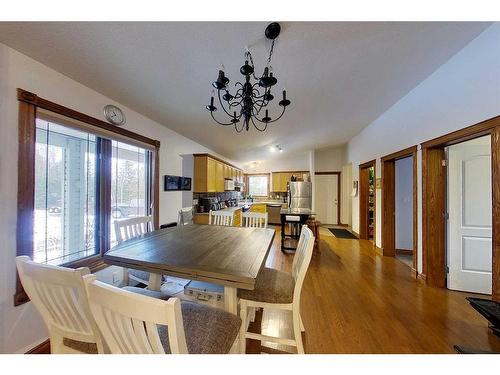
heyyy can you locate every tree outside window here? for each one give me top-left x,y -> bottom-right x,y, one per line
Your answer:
247,175 -> 269,197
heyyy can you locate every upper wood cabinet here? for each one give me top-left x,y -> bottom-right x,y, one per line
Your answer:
193,154 -> 243,193
271,171 -> 309,192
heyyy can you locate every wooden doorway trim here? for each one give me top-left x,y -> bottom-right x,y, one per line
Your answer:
359,160 -> 376,241
421,115 -> 500,301
314,171 -> 342,225
381,146 -> 418,276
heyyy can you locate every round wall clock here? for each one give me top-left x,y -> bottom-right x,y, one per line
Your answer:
103,104 -> 126,126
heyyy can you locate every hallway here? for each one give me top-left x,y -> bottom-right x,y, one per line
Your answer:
250,228 -> 500,353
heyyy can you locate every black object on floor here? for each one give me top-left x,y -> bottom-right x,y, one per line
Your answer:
454,345 -> 499,354
328,228 -> 358,239
160,222 -> 177,229
466,297 -> 500,337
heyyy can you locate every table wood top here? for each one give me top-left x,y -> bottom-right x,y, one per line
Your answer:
104,224 -> 275,290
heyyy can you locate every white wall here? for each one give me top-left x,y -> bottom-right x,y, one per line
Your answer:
395,157 -> 413,250
0,43 -> 239,353
314,145 -> 347,172
243,151 -> 311,174
347,24 -> 500,272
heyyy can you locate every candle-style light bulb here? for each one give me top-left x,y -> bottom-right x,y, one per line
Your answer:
282,89 -> 287,101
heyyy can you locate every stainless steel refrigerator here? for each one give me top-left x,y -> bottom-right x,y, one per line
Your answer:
288,181 -> 312,209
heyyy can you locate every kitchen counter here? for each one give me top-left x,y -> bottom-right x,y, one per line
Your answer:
280,208 -> 314,215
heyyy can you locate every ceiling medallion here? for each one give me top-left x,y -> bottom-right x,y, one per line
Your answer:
206,22 -> 291,133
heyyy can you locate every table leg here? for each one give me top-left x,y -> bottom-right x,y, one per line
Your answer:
224,286 -> 238,315
148,273 -> 162,291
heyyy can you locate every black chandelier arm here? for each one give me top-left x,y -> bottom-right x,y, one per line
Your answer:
217,89 -> 237,118
229,98 -> 244,108
210,111 -> 236,126
234,121 -> 245,133
250,116 -> 268,132
266,105 -> 287,123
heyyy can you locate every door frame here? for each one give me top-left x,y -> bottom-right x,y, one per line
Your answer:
381,146 -> 418,276
359,160 -> 376,241
314,171 -> 341,225
421,115 -> 500,301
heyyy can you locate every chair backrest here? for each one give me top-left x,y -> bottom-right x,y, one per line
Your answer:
208,210 -> 234,226
84,275 -> 188,354
114,216 -> 154,244
242,211 -> 268,228
15,256 -> 104,353
291,226 -> 315,304
178,207 -> 194,226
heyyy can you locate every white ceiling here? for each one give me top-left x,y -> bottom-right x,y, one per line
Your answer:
0,22 -> 491,163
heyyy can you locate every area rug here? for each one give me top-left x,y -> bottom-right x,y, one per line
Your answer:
328,228 -> 358,239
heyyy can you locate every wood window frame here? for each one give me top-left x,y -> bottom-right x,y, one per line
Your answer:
421,115 -> 500,301
245,173 -> 271,198
14,88 -> 161,306
381,146 -> 418,277
314,171 -> 342,226
359,160 -> 376,242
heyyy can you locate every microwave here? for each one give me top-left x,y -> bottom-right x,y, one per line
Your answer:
224,179 -> 235,191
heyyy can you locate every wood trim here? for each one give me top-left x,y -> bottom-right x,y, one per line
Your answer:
381,145 -> 418,162
26,339 -> 50,354
423,148 -> 446,288
380,146 -> 418,273
492,127 -> 500,302
359,159 -> 376,169
314,171 -> 342,225
193,153 -> 242,172
421,115 -> 500,149
14,100 -> 36,306
154,146 -> 160,227
18,89 -> 160,148
381,160 -> 395,256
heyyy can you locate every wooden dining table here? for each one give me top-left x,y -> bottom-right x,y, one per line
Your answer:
104,224 -> 275,315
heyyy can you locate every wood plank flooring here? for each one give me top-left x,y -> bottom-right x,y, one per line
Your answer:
247,226 -> 500,354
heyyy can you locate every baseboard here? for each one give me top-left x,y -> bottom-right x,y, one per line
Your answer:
411,268 -> 418,279
25,339 -> 50,354
351,229 -> 360,239
396,248 -> 413,255
417,273 -> 427,283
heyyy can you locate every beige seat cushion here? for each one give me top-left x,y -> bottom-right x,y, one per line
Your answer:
158,301 -> 241,354
238,267 -> 295,304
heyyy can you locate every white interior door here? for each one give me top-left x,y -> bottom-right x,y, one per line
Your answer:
314,174 -> 338,225
447,136 -> 492,294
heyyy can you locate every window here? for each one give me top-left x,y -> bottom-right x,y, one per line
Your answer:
110,141 -> 151,246
247,174 -> 269,197
34,120 -> 98,265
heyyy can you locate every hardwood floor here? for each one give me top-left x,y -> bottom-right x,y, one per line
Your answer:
247,226 -> 500,354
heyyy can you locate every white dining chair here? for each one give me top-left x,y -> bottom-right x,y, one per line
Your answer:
178,207 -> 194,226
15,256 -> 105,354
242,211 -> 268,228
114,216 -> 158,286
238,225 -> 315,354
84,275 -> 241,354
208,210 -> 234,226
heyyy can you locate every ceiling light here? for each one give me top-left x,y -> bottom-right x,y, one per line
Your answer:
206,22 -> 291,133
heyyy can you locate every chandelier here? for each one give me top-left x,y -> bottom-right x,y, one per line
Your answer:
205,22 -> 291,133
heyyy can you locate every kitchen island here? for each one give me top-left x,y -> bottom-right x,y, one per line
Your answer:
280,208 -> 314,252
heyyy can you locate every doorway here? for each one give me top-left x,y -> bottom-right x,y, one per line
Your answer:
446,136 -> 492,294
314,172 -> 340,225
422,116 -> 499,302
381,146 -> 418,274
359,160 -> 376,241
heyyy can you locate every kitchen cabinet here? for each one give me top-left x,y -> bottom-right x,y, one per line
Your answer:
271,171 -> 309,192
193,154 -> 243,193
215,161 -> 224,192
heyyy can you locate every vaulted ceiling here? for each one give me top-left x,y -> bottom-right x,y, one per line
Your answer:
0,22 -> 491,163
